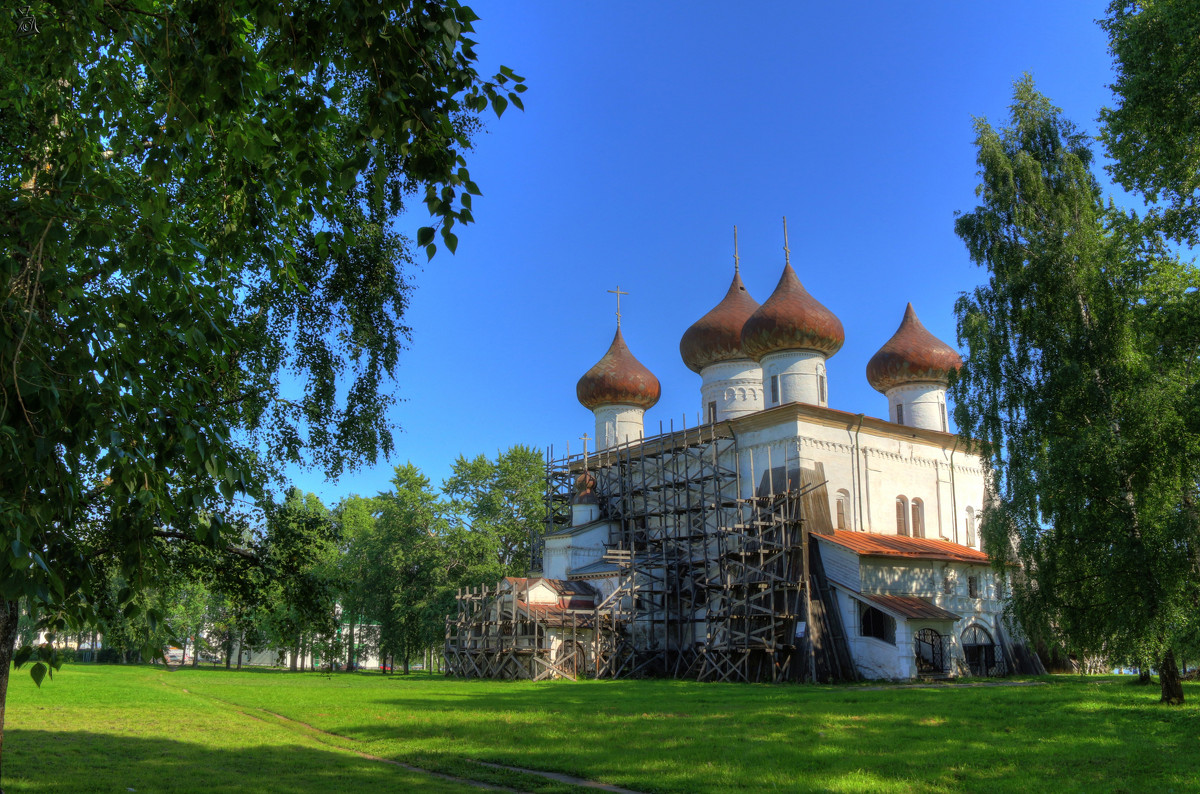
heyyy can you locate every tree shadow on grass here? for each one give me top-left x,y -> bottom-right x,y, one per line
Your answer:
3,729 -> 470,794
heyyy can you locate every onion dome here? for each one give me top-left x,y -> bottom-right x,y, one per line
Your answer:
576,328 -> 662,410
866,303 -> 963,393
741,264 -> 845,360
679,270 -> 760,373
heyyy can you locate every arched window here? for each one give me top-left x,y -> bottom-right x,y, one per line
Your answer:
770,375 -> 780,406
910,498 -> 924,539
896,403 -> 905,426
817,365 -> 827,405
940,401 -> 949,432
835,489 -> 851,531
965,507 -> 976,547
895,496 -> 909,536
707,401 -> 717,424
859,604 -> 895,644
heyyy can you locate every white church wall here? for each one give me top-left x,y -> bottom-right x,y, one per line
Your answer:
594,404 -> 645,449
700,359 -> 763,421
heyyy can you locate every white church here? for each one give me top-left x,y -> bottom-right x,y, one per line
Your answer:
446,233 -> 1037,683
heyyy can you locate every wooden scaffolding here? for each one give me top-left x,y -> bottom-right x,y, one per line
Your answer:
446,420 -> 857,683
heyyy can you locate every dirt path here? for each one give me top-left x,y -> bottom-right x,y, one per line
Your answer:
162,677 -> 645,793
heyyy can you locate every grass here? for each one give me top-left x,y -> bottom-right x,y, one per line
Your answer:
4,665 -> 1198,793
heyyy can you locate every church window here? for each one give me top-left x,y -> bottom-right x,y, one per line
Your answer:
860,604 -> 896,644
707,401 -> 717,424
835,489 -> 850,530
911,498 -> 924,539
770,375 -> 780,405
965,507 -> 977,547
940,402 -> 948,432
818,370 -> 827,404
895,496 -> 909,536
942,573 -> 954,595
896,403 -> 905,425
968,575 -> 980,599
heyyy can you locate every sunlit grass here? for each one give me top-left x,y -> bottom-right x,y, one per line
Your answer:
5,665 -> 1198,793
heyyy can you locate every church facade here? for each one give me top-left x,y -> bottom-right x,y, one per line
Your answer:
446,235 -> 1034,682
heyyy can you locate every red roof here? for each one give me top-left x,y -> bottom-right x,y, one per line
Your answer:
576,328 -> 661,410
818,530 -> 990,564
866,303 -> 963,393
857,593 -> 961,622
679,269 -> 760,373
741,263 -> 845,360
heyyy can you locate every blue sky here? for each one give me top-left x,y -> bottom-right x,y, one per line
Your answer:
287,1 -> 1121,504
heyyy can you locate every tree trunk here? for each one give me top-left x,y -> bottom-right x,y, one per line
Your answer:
235,631 -> 243,670
346,621 -> 355,671
1137,667 -> 1152,685
1160,648 -> 1185,705
192,633 -> 199,667
402,652 -> 410,675
224,632 -> 233,669
0,600 -> 22,793
289,639 -> 299,672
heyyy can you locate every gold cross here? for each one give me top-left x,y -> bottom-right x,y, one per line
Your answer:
607,286 -> 628,327
733,225 -> 740,273
782,216 -> 791,267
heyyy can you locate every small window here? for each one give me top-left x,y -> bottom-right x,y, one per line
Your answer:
968,575 -> 980,599
911,498 -> 924,539
835,489 -> 850,531
818,372 -> 827,404
770,375 -> 780,406
860,604 -> 896,644
707,401 -> 717,423
895,496 -> 909,536
941,402 -> 948,432
965,507 -> 976,547
942,574 -> 954,595
896,403 -> 905,426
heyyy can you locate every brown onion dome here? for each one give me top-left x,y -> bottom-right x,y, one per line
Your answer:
866,303 -> 963,393
740,263 -> 845,360
679,270 -> 760,373
576,328 -> 662,410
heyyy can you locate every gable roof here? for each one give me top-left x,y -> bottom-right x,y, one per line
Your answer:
817,530 -> 990,564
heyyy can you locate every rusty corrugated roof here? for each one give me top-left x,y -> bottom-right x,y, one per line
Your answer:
818,530 -> 990,564
857,593 -> 961,622
866,303 -> 963,393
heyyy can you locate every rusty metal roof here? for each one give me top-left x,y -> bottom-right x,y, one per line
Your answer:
576,327 -> 661,410
818,530 -> 990,564
866,303 -> 963,393
502,577 -> 599,597
741,263 -> 845,359
679,269 -> 760,373
857,593 -> 962,622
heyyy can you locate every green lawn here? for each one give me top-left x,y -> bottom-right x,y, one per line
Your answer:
4,665 -> 1197,793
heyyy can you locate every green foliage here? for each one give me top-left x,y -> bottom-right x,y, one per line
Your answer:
0,0 -> 523,690
953,77 -> 1200,693
1101,0 -> 1200,243
443,444 -> 545,577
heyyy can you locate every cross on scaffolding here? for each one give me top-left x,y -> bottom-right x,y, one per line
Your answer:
782,216 -> 791,267
607,286 -> 628,327
579,432 -> 591,464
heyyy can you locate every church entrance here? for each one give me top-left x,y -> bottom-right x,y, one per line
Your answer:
913,628 -> 949,675
962,624 -> 1002,676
